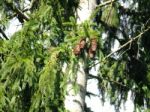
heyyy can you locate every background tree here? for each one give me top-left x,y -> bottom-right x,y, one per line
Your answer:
0,0 -> 150,112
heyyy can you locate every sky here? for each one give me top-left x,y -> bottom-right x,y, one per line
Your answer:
4,0 -> 136,112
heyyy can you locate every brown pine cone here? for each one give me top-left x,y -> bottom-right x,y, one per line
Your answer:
73,44 -> 81,55
79,39 -> 86,49
90,38 -> 97,52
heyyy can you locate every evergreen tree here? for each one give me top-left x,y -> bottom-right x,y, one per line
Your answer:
0,0 -> 150,111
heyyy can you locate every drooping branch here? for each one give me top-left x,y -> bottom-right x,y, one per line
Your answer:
88,74 -> 146,97
104,26 -> 150,59
88,74 -> 127,88
90,0 -> 117,19
90,25 -> 150,68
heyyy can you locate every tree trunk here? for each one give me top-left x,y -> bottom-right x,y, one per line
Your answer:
64,0 -> 96,112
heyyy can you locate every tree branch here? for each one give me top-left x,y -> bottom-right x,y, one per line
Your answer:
14,7 -> 29,21
88,74 -> 127,87
90,0 -> 117,19
88,75 -> 145,98
0,28 -> 9,40
90,25 -> 150,68
5,1 -> 29,23
104,26 -> 150,59
86,91 -> 100,97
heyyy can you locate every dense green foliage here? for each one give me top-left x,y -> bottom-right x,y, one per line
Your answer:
0,0 -> 150,111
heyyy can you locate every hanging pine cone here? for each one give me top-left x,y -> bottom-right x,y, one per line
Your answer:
79,39 -> 86,49
73,38 -> 86,55
90,38 -> 97,52
73,44 -> 81,55
88,38 -> 98,58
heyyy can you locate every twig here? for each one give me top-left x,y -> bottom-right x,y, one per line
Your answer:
0,28 -> 9,40
5,1 -> 29,22
90,25 -> 150,68
88,74 -> 127,88
104,26 -> 150,59
14,7 -> 29,21
86,91 -> 100,97
88,74 -> 145,97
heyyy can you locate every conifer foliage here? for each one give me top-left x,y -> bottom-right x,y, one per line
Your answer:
0,0 -> 150,111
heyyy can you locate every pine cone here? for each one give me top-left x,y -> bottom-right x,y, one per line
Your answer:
73,44 -> 81,55
79,39 -> 86,49
90,38 -> 97,52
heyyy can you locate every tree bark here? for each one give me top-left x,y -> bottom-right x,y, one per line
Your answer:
64,0 -> 96,112
64,62 -> 87,112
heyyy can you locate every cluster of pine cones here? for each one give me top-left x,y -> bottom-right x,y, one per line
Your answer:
73,38 -> 98,58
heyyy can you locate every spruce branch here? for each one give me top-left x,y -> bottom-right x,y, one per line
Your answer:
90,25 -> 150,68
104,26 -> 150,59
90,0 -> 117,19
88,74 -> 127,88
88,74 -> 146,97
